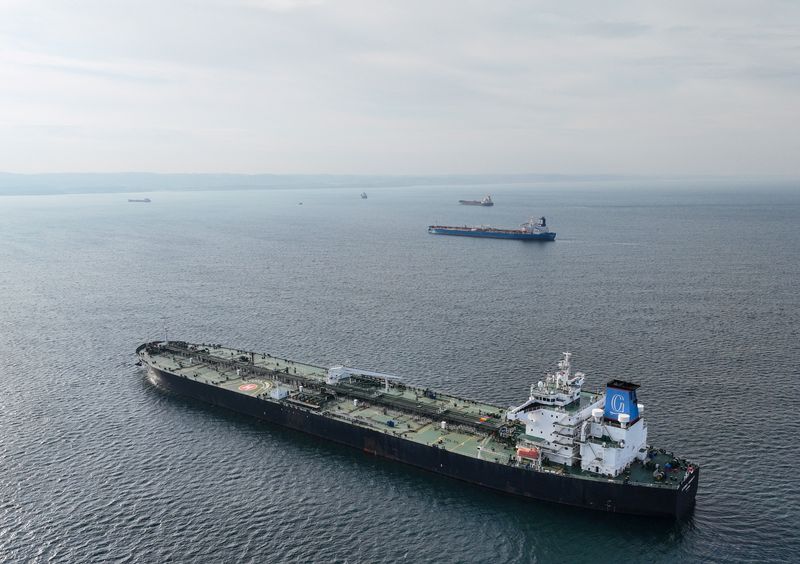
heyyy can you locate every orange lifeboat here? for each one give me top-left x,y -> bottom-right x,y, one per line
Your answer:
516,447 -> 540,460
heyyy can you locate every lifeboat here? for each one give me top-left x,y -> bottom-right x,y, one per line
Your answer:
517,447 -> 540,460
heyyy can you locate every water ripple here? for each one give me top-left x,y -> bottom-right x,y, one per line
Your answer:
1,186 -> 798,562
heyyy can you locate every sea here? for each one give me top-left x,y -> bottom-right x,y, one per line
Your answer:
1,181 -> 798,563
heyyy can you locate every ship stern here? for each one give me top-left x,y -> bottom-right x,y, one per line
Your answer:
675,466 -> 700,518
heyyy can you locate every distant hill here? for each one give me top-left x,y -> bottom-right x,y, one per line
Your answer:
1,172 -> 794,196
0,172 -> 627,196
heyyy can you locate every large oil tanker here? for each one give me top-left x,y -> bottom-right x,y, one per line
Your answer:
137,342 -> 699,518
429,216 -> 556,241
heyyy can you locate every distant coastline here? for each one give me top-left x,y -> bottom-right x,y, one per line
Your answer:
0,172 -> 796,196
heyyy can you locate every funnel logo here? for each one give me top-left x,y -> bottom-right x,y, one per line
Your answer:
603,384 -> 640,420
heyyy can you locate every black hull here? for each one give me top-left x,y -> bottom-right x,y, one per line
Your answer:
148,366 -> 698,518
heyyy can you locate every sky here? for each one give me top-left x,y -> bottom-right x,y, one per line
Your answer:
1,1 -> 799,176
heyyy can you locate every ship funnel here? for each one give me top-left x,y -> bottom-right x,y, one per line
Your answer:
603,380 -> 640,421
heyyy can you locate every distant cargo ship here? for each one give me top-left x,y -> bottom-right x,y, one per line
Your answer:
137,343 -> 699,517
128,198 -> 151,203
459,195 -> 493,206
429,216 -> 556,241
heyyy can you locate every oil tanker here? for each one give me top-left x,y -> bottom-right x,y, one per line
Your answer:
428,216 -> 556,241
459,195 -> 493,206
137,342 -> 699,518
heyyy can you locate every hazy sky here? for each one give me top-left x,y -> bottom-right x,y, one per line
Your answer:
1,1 -> 798,175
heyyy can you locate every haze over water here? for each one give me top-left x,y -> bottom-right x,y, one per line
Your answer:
1,182 -> 798,562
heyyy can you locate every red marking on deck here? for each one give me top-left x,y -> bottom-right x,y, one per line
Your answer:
239,383 -> 258,391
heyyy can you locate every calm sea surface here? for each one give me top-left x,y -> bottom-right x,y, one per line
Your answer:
1,183 -> 798,563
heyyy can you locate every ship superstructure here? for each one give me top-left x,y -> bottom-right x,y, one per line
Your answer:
137,342 -> 699,517
506,353 -> 649,477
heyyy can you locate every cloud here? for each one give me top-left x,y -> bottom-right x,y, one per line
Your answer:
0,0 -> 798,175
240,0 -> 325,11
1,50 -> 171,83
581,20 -> 651,38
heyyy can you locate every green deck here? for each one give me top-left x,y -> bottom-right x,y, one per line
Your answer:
141,342 -> 689,489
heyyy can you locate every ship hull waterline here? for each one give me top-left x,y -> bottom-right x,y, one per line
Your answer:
145,364 -> 697,518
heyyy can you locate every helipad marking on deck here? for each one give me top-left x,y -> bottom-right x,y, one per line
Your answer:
239,383 -> 258,392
